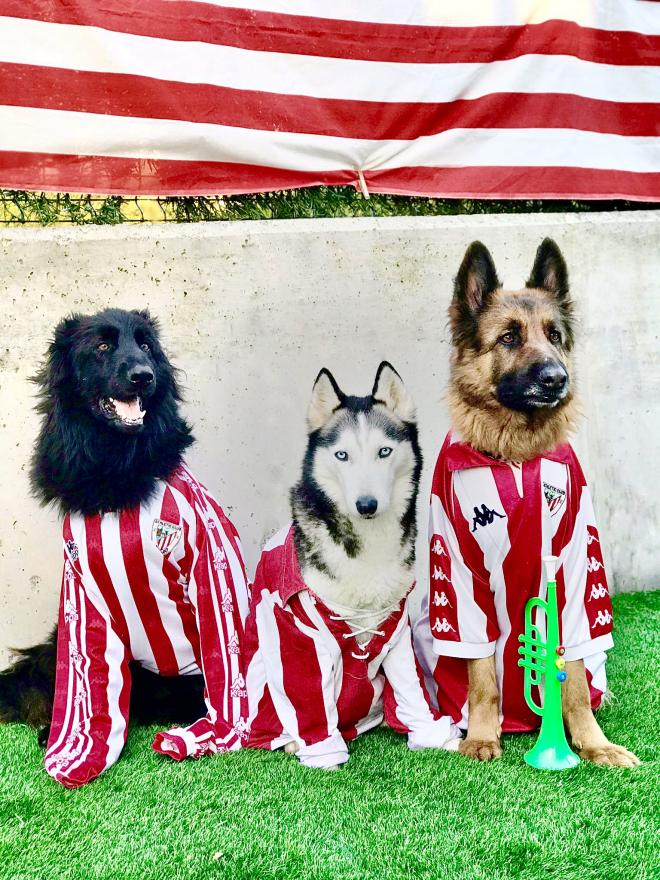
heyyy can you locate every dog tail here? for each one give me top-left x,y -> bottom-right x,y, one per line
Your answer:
0,630 -> 56,729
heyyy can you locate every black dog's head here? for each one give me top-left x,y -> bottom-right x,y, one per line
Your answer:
32,308 -> 193,515
43,308 -> 173,434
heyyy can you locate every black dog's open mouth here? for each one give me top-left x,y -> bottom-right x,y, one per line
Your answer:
99,396 -> 146,427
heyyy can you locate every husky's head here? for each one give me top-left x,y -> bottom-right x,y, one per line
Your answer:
295,362 -> 421,531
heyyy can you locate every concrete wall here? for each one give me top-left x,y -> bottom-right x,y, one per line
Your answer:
1,212 -> 658,663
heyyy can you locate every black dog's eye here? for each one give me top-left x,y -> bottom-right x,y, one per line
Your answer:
97,342 -> 111,352
378,447 -> 393,459
549,329 -> 561,344
334,450 -> 348,461
498,332 -> 516,346
140,343 -> 150,352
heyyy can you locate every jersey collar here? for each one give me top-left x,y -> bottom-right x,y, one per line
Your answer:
279,526 -> 308,605
445,438 -> 573,471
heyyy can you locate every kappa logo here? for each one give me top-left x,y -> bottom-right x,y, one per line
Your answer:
588,582 -> 609,602
432,565 -> 449,583
432,590 -> 451,608
586,556 -> 603,574
471,504 -> 505,532
431,617 -> 456,634
591,609 -> 613,629
543,482 -> 566,517
230,673 -> 247,699
228,634 -> 240,655
431,538 -> 446,556
221,590 -> 234,614
213,547 -> 228,571
586,532 -> 600,546
151,518 -> 183,555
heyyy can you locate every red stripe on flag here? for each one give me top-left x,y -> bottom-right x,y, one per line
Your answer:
3,63 -> 657,139
119,507 -> 180,675
1,151 -> 658,200
1,1 -> 658,65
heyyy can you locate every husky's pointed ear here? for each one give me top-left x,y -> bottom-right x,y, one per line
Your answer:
450,242 -> 501,347
307,368 -> 344,432
526,238 -> 569,300
372,361 -> 416,423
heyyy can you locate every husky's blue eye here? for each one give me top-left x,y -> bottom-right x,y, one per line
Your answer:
334,450 -> 348,461
378,447 -> 393,458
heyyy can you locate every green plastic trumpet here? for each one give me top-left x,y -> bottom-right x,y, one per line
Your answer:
517,555 -> 580,771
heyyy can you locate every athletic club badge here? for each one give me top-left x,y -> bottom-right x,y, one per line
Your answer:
151,518 -> 183,555
543,482 -> 566,517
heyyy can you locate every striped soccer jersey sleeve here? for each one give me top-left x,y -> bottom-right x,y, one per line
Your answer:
413,433 -> 614,734
45,465 -> 249,788
244,526 -> 460,769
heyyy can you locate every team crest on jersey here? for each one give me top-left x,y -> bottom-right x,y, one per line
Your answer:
151,518 -> 183,555
65,540 -> 79,562
543,482 -> 566,516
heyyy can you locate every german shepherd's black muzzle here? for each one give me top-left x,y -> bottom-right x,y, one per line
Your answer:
497,360 -> 569,413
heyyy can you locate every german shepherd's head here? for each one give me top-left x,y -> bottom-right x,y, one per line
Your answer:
447,238 -> 578,461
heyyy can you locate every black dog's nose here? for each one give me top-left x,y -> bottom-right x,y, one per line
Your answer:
356,496 -> 378,517
538,363 -> 567,391
129,366 -> 154,386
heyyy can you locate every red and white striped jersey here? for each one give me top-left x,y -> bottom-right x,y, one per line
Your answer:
45,464 -> 249,788
413,433 -> 614,734
244,526 -> 460,769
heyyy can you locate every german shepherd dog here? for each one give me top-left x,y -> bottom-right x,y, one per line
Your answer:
429,239 -> 639,767
0,309 -> 244,762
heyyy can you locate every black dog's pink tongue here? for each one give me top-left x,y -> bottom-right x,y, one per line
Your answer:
113,398 -> 144,421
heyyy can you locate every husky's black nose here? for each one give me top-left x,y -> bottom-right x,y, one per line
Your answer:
129,366 -> 154,387
538,362 -> 568,391
356,496 -> 378,517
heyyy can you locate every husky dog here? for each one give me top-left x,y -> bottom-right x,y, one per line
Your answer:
414,240 -> 639,767
291,362 -> 421,637
244,364 -> 459,769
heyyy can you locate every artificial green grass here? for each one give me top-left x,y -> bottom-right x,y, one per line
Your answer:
1,591 -> 658,880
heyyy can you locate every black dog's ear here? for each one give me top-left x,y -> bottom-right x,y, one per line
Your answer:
450,241 -> 501,347
34,315 -> 83,392
526,238 -> 569,300
307,368 -> 344,432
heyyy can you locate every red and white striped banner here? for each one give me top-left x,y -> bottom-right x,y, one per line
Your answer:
0,1 -> 659,199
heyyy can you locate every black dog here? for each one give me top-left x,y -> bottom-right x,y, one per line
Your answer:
0,309 -> 206,739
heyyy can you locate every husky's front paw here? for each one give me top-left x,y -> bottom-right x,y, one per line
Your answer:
579,743 -> 640,768
284,741 -> 299,755
459,738 -> 502,762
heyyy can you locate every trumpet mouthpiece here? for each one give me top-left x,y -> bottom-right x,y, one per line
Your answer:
542,555 -> 558,582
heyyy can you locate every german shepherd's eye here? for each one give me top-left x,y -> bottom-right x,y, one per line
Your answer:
378,447 -> 393,459
548,329 -> 561,344
498,332 -> 516,346
97,342 -> 111,352
334,450 -> 348,461
140,343 -> 150,352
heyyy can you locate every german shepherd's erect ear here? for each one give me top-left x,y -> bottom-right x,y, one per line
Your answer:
307,368 -> 345,432
526,238 -> 574,348
372,361 -> 416,423
450,241 -> 501,349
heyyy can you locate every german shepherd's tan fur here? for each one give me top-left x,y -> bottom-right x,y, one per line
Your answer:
448,239 -> 639,768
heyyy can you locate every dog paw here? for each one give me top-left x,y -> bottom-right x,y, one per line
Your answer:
459,738 -> 502,762
283,741 -> 300,755
579,743 -> 640,768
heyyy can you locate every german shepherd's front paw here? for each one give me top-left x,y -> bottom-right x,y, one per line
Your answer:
579,743 -> 640,768
459,738 -> 502,761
